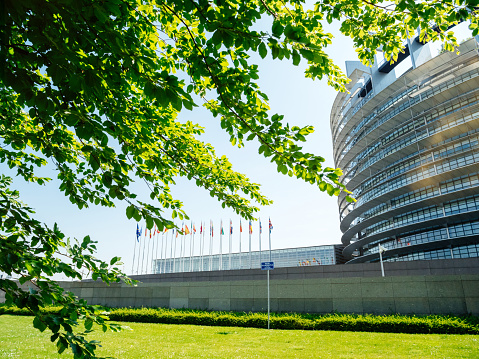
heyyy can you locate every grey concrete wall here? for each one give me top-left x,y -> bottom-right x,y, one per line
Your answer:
2,258 -> 479,315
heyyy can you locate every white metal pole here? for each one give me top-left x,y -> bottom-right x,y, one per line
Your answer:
269,218 -> 272,262
220,220 -> 223,270
150,230 -> 156,274
145,231 -> 152,274
173,229 -> 177,273
168,229 -> 174,273
183,224 -> 187,272
249,221 -> 252,269
200,222 -> 204,271
229,220 -> 232,270
239,221 -> 242,269
259,218 -> 262,269
209,221 -> 213,271
379,244 -> 385,277
132,227 -> 138,275
190,225 -> 194,272
140,229 -> 147,274
159,231 -> 164,274
267,269 -> 270,330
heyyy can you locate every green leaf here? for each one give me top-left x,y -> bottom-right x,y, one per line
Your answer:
126,205 -> 135,220
272,21 -> 284,38
33,316 -> 47,332
259,42 -> 267,59
292,50 -> 301,66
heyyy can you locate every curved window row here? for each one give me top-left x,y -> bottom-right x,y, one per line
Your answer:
352,132 -> 479,202
347,101 -> 479,177
344,92 -> 479,169
336,66 -> 479,151
352,150 -> 479,212
364,219 -> 479,256
341,81 -> 479,162
360,193 -> 479,239
365,227 -> 448,255
380,243 -> 479,262
354,164 -> 435,208
351,185 -> 439,228
343,127 -> 479,186
363,205 -> 442,238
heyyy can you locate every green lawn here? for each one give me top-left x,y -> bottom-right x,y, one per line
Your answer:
0,315 -> 478,358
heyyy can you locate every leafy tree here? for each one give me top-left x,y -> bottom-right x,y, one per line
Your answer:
1,0 -> 477,357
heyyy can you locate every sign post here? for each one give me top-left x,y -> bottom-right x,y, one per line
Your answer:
261,261 -> 274,329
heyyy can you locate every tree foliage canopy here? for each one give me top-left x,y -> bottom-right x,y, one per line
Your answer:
1,0 -> 478,357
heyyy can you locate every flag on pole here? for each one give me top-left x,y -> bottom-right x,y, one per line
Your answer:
185,224 -> 190,235
249,220 -> 253,234
193,224 -> 196,233
145,228 -> 147,236
259,220 -> 262,234
230,219 -> 233,235
240,220 -> 242,233
221,222 -> 224,235
269,218 -> 273,233
136,224 -> 141,242
200,223 -> 203,234
176,228 -> 179,238
211,221 -> 214,237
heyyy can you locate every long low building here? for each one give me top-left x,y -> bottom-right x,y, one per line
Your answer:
330,36 -> 479,264
153,245 -> 345,274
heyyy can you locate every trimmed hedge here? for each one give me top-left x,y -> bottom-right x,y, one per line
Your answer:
1,304 -> 478,335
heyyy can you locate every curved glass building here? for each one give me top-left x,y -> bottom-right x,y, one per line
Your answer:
331,37 -> 479,263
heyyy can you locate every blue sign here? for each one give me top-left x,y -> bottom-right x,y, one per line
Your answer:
261,262 -> 274,270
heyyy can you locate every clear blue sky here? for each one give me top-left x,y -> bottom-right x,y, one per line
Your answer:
5,22 -> 473,278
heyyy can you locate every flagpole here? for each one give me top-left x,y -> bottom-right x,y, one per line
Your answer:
136,228 -> 143,275
168,229 -> 174,273
229,219 -> 232,270
148,229 -> 154,274
173,229 -> 178,273
249,220 -> 252,269
140,229 -> 148,274
132,225 -> 139,275
209,220 -> 213,271
200,222 -> 204,271
163,230 -> 169,274
131,237 -> 137,275
149,229 -> 155,274
149,228 -> 156,274
220,220 -> 223,270
159,231 -> 164,274
154,229 -> 160,274
259,218 -> 262,269
145,229 -> 152,274
190,223 -> 194,272
179,224 -> 183,272
239,220 -> 242,270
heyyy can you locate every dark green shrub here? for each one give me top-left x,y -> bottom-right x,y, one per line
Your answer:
1,303 -> 478,335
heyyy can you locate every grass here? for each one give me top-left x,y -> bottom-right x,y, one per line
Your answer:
1,315 -> 479,358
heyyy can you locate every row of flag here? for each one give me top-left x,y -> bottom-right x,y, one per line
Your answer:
132,218 -> 273,275
135,219 -> 273,242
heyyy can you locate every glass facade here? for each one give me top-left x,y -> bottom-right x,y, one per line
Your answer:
153,245 -> 344,274
330,38 -> 479,264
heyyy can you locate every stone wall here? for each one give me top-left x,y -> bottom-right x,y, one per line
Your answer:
2,258 -> 479,315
